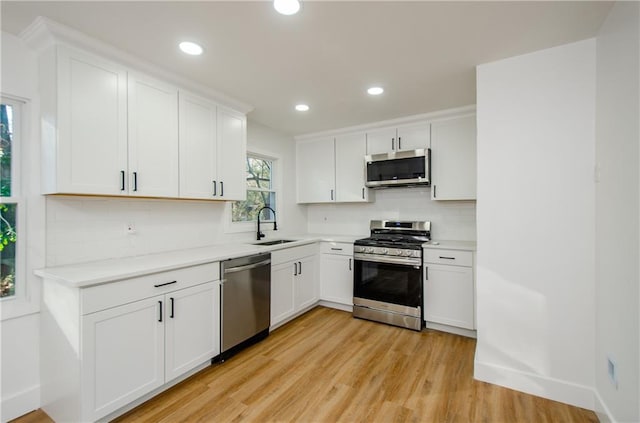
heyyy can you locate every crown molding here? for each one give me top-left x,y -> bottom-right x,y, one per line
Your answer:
294,104 -> 476,141
19,16 -> 254,114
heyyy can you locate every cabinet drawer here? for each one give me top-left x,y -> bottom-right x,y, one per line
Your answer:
320,242 -> 354,256
424,249 -> 473,267
271,243 -> 318,265
82,262 -> 220,315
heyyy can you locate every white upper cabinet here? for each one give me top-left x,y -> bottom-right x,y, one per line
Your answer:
39,43 -> 246,201
128,73 -> 179,197
216,107 -> 247,201
44,45 -> 128,195
366,122 -> 430,155
296,137 -> 336,203
296,133 -> 371,204
335,133 -> 370,202
430,115 -> 477,200
178,92 -> 217,199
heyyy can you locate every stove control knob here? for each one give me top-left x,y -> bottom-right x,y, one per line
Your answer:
381,248 -> 388,254
365,247 -> 374,253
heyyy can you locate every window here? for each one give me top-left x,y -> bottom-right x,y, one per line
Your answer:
1,99 -> 20,299
232,155 -> 276,222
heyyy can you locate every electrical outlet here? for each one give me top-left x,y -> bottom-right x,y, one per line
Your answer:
125,223 -> 137,235
607,356 -> 618,389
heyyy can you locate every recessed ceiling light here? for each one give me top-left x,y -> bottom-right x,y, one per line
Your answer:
274,0 -> 301,15
367,87 -> 384,95
295,104 -> 310,112
179,41 -> 203,56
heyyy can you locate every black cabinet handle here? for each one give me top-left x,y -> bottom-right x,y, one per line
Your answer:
330,189 -> 334,201
133,172 -> 138,192
170,297 -> 174,318
349,258 -> 352,271
425,267 -> 428,281
220,181 -> 224,197
213,180 -> 217,196
439,256 -> 456,260
294,262 -> 298,276
158,300 -> 163,322
391,138 -> 395,150
120,170 -> 125,191
433,185 -> 437,198
154,280 -> 177,288
398,136 -> 402,150
362,187 -> 365,199
331,247 -> 343,251
298,261 -> 302,275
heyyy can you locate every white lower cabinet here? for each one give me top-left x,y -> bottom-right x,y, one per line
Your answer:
423,248 -> 475,331
319,242 -> 354,307
41,263 -> 220,423
270,243 -> 319,328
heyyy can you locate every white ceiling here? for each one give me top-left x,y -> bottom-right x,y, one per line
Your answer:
1,1 -> 613,136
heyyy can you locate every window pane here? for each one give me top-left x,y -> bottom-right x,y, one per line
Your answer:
232,190 -> 276,222
1,203 -> 17,298
1,104 -> 13,197
246,157 -> 272,189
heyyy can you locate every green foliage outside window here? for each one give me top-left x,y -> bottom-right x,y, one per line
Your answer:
232,157 -> 276,222
1,103 -> 17,298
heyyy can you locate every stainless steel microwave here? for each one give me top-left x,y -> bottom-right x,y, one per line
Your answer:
365,148 -> 431,188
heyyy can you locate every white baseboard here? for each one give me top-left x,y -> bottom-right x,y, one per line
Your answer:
593,389 -> 617,423
1,385 -> 40,422
317,300 -> 352,313
474,360 -> 595,411
425,321 -> 476,338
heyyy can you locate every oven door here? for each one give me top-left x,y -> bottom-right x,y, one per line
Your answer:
353,254 -> 422,308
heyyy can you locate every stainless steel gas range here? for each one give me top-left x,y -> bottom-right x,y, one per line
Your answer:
353,220 -> 430,331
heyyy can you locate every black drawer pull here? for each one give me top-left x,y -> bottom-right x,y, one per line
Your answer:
331,248 -> 343,251
439,256 -> 456,260
158,301 -> 163,322
170,297 -> 175,318
154,280 -> 177,288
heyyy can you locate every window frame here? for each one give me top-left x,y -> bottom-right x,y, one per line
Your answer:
226,150 -> 281,234
1,96 -> 26,308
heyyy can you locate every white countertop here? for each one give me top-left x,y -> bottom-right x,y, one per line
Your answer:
34,234 -> 365,288
423,240 -> 477,251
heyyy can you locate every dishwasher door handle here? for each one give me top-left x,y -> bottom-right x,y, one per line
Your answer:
224,259 -> 271,274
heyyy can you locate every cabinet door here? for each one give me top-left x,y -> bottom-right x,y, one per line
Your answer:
335,132 -> 370,202
165,282 -> 219,382
366,127 -> 397,155
294,255 -> 318,311
271,261 -> 296,326
396,122 -> 430,151
424,264 -> 474,330
56,46 -> 128,195
179,92 -> 217,199
82,296 -> 164,421
296,137 -> 336,203
128,73 -> 179,197
216,107 -> 247,201
430,115 -> 477,200
320,254 -> 353,305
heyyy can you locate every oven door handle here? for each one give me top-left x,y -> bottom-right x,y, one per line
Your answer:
353,253 -> 421,267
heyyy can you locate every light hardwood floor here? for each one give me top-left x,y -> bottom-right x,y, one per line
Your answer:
15,306 -> 598,423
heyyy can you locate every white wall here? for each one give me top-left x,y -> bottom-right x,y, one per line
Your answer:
594,2 -> 640,422
306,188 -> 476,240
0,32 -> 45,421
46,120 -> 304,267
475,39 -> 597,409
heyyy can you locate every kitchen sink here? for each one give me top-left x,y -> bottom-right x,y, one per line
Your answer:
252,239 -> 297,246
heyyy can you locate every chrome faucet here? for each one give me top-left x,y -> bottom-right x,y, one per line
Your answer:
257,206 -> 277,240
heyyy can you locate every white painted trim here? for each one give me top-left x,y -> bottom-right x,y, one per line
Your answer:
295,104 -> 476,141
593,389 -> 617,423
317,300 -> 353,313
19,16 -> 253,114
425,321 -> 476,338
474,359 -> 596,411
1,384 -> 40,422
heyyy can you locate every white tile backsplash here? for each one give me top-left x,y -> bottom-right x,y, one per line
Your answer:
306,187 -> 476,240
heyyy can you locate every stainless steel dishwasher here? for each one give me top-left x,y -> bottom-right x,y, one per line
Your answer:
220,252 -> 271,360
